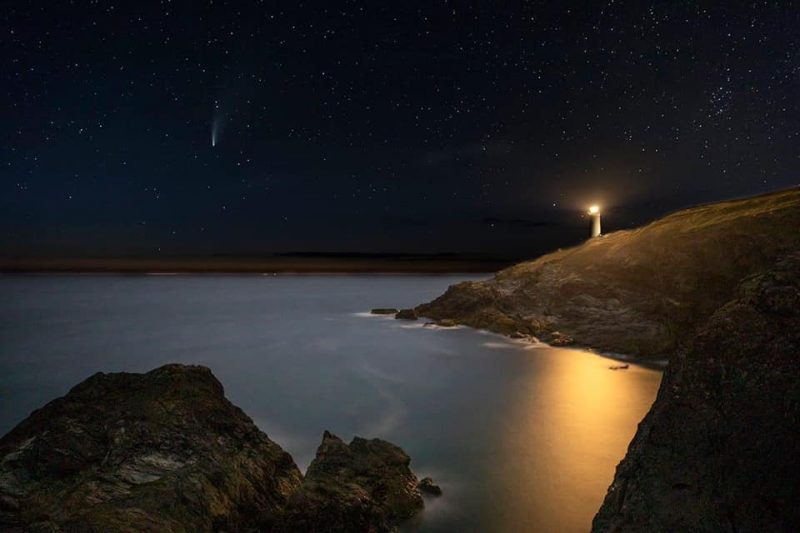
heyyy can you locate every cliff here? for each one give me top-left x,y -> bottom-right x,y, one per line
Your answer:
593,252 -> 800,531
0,364 -> 427,532
417,187 -> 800,358
417,187 -> 800,530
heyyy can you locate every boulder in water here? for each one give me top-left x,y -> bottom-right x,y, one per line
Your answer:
418,477 -> 442,496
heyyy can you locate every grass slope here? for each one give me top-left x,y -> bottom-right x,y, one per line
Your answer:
417,187 -> 800,358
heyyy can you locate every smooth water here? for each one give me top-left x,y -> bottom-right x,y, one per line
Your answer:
0,275 -> 661,532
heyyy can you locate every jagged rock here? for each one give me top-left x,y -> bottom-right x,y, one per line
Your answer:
593,253 -> 800,532
0,364 -> 303,532
0,366 -> 428,532
416,187 -> 800,359
278,431 -> 423,532
395,309 -> 418,320
370,308 -> 398,315
417,477 -> 442,496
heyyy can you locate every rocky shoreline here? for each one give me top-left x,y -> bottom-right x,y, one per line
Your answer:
0,364 -> 437,532
413,188 -> 800,360
410,187 -> 800,531
2,189 -> 797,531
371,308 -> 671,370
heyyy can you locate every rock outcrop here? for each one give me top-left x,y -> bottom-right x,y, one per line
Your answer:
0,364 -> 302,531
395,309 -> 418,320
278,431 -> 423,532
416,187 -> 800,358
0,365 -> 428,532
417,477 -> 442,496
593,252 -> 800,532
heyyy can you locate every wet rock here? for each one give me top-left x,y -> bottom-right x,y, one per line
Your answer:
370,308 -> 399,315
418,477 -> 442,496
279,431 -> 423,532
395,309 -> 418,320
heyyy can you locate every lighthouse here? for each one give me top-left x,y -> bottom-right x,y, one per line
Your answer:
589,205 -> 601,238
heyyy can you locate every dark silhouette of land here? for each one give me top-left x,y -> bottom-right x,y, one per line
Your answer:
0,252 -> 518,274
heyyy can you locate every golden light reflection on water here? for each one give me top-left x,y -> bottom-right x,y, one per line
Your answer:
485,348 -> 662,532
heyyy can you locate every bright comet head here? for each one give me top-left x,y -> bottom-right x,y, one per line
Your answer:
589,205 -> 600,215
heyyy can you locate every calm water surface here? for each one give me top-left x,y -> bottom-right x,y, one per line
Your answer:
0,275 -> 661,532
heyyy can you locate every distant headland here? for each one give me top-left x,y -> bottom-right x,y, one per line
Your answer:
0,252 -> 518,274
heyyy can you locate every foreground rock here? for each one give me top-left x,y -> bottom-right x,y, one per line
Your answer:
0,365 -> 428,532
593,253 -> 800,532
0,364 -> 302,531
416,187 -> 800,358
279,431 -> 423,531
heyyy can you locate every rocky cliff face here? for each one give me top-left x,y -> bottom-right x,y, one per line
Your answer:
0,365 -> 427,532
417,187 -> 800,358
593,252 -> 800,532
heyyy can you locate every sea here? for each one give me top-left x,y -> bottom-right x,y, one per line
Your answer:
0,274 -> 662,532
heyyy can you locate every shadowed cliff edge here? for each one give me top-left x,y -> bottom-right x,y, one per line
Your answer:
593,252 -> 800,531
0,364 -> 430,532
416,187 -> 800,360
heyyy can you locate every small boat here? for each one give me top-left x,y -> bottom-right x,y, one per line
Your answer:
608,364 -> 630,370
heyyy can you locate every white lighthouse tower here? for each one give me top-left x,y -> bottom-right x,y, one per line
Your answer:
589,205 -> 601,238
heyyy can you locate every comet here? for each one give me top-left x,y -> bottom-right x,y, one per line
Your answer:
211,118 -> 219,148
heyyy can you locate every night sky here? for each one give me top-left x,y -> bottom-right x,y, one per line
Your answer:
3,2 -> 799,258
